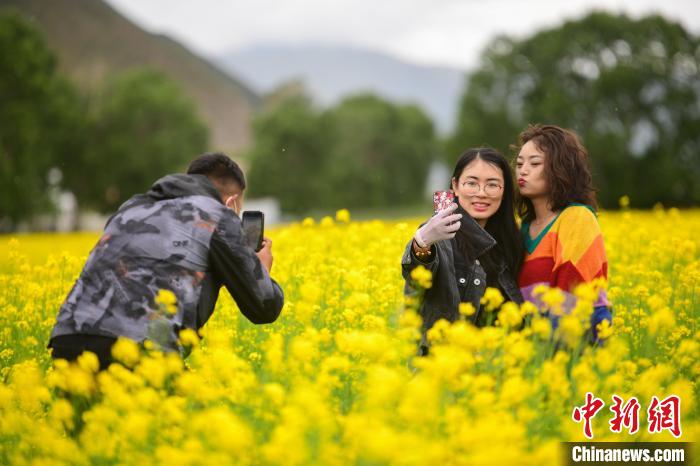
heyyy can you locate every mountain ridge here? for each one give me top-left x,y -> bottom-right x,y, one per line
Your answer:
217,42 -> 468,133
0,0 -> 258,151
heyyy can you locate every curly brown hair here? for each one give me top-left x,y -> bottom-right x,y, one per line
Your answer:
513,124 -> 597,222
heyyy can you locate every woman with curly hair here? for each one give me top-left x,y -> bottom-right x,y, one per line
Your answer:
514,124 -> 612,342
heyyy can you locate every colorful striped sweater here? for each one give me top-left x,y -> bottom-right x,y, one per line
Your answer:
518,204 -> 611,313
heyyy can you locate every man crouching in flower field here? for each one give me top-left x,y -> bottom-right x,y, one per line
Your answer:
47,152 -> 284,369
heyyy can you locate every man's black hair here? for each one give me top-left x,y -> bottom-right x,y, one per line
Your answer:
187,152 -> 246,189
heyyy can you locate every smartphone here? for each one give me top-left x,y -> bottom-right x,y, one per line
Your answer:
433,190 -> 456,214
241,211 -> 264,252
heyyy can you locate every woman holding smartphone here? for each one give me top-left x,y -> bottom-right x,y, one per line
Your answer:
514,124 -> 612,342
402,148 -> 524,355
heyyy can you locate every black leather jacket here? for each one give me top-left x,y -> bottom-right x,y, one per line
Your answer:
402,211 -> 522,351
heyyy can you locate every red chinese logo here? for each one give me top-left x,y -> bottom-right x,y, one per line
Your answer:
572,393 -> 682,439
648,395 -> 682,438
609,395 -> 640,434
572,392 -> 605,439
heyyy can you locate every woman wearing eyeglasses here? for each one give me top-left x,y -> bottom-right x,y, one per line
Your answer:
514,124 -> 612,343
402,148 -> 524,355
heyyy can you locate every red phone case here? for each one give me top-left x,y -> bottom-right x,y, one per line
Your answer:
433,190 -> 455,213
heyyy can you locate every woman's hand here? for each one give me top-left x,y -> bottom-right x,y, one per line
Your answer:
414,202 -> 462,247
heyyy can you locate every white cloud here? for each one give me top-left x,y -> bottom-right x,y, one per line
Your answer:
105,0 -> 700,69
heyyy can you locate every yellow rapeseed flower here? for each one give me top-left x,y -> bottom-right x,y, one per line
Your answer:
596,319 -> 613,340
77,351 -> 100,373
459,302 -> 476,317
335,209 -> 351,223
498,302 -> 522,328
111,337 -> 140,368
558,314 -> 584,346
535,286 -> 565,314
178,328 -> 200,348
531,317 -> 552,339
0,208 -> 699,464
410,265 -> 432,289
155,289 -> 178,315
647,306 -> 675,335
481,287 -> 505,312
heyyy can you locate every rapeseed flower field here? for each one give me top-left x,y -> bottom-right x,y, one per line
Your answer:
1,208 -> 698,465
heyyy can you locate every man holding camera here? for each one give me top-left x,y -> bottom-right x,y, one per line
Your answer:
48,152 -> 284,369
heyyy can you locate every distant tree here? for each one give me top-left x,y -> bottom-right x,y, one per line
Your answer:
247,91 -> 437,214
322,94 -> 436,208
0,11 -> 83,228
450,12 -> 700,207
247,92 -> 330,214
66,68 -> 209,213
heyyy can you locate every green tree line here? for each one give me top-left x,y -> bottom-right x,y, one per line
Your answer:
449,11 -> 700,208
246,92 -> 437,214
250,11 -> 699,212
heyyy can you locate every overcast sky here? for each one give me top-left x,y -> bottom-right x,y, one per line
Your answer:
105,0 -> 700,69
